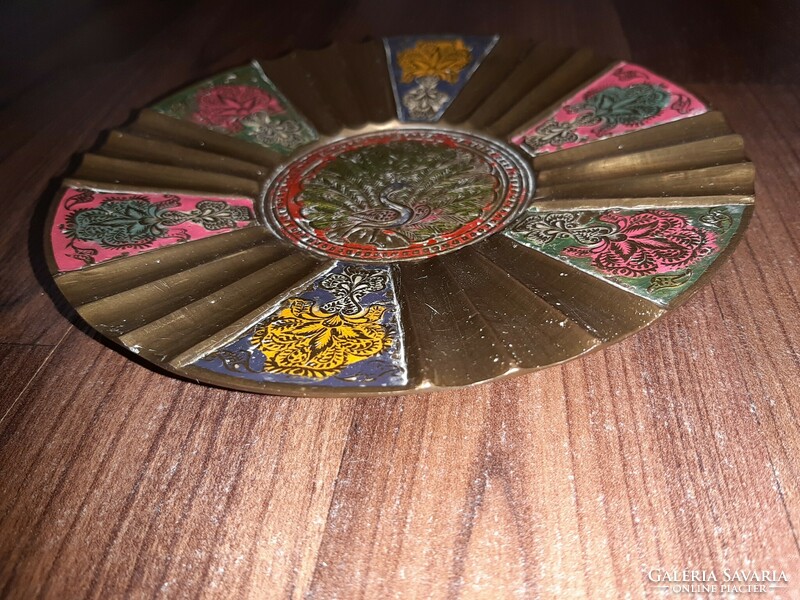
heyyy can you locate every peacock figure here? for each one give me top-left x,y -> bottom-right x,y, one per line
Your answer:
297,141 -> 498,249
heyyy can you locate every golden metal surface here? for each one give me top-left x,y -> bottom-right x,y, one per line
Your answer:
336,40 -> 397,124
440,249 -> 601,368
442,37 -> 536,124
100,130 -> 269,179
76,153 -> 261,196
118,253 -> 329,363
531,111 -> 733,170
536,134 -> 746,186
77,239 -> 292,335
168,261 -> 335,369
529,195 -> 754,211
129,108 -> 284,166
476,235 -> 665,341
536,163 -> 755,199
54,222 -> 273,305
465,43 -> 574,129
487,49 -> 613,137
398,258 -> 513,387
44,37 -> 756,396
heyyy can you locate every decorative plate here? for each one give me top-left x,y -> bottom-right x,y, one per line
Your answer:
45,36 -> 755,396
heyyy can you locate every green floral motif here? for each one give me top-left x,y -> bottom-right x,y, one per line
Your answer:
567,84 -> 671,132
65,197 -> 252,249
298,141 -> 497,248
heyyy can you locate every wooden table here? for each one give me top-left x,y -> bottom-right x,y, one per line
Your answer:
1,1 -> 798,597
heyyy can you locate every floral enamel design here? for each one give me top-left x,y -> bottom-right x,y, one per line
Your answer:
511,62 -> 708,156
199,265 -> 407,387
397,39 -> 472,83
151,62 -> 317,154
191,85 -> 284,132
190,84 -> 308,151
523,119 -> 584,151
512,210 -> 717,277
396,40 -> 470,120
647,270 -> 693,293
700,207 -> 734,232
52,189 -> 254,271
511,211 -> 616,248
508,206 -> 748,305
250,267 -> 393,380
565,83 -> 671,132
386,36 -> 497,122
65,197 -> 251,249
401,77 -> 450,120
239,113 -> 308,150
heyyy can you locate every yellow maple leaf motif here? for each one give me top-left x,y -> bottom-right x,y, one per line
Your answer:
252,297 -> 392,379
397,39 -> 472,84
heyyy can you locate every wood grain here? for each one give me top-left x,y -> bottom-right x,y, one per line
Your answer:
1,1 -> 799,598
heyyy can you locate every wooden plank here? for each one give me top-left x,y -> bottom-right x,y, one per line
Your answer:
0,331 -> 355,599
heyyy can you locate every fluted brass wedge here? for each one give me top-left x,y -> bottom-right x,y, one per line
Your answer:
45,37 -> 755,396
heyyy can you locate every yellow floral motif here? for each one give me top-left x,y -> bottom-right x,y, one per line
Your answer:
252,297 -> 392,379
397,39 -> 472,83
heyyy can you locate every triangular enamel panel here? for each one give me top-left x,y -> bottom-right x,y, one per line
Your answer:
192,263 -> 408,388
151,61 -> 317,154
384,35 -> 498,121
505,205 -> 745,305
510,61 -> 708,157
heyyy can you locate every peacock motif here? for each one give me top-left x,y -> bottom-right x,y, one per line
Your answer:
296,141 -> 498,250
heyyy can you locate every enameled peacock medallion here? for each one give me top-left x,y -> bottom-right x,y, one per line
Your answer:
264,129 -> 533,261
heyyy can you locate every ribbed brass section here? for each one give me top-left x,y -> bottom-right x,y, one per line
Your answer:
487,50 -> 613,137
260,54 -> 342,135
397,259 -> 512,387
531,111 -> 733,170
466,43 -> 574,129
537,135 -> 747,187
477,236 -> 664,341
296,44 -> 370,129
129,108 -> 283,167
78,241 -> 291,336
55,227 -> 274,306
169,263 -> 340,369
529,195 -> 754,211
338,40 -> 396,123
119,253 -> 330,363
440,249 -> 600,368
536,162 -> 755,199
76,154 -> 260,196
442,37 -> 535,124
100,131 -> 269,180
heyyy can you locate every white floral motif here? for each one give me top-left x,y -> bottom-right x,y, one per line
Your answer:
241,112 -> 308,150
401,76 -> 450,120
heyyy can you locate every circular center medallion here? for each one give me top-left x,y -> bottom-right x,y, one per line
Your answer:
264,129 -> 533,262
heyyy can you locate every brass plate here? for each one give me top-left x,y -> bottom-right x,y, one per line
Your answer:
45,37 -> 755,396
